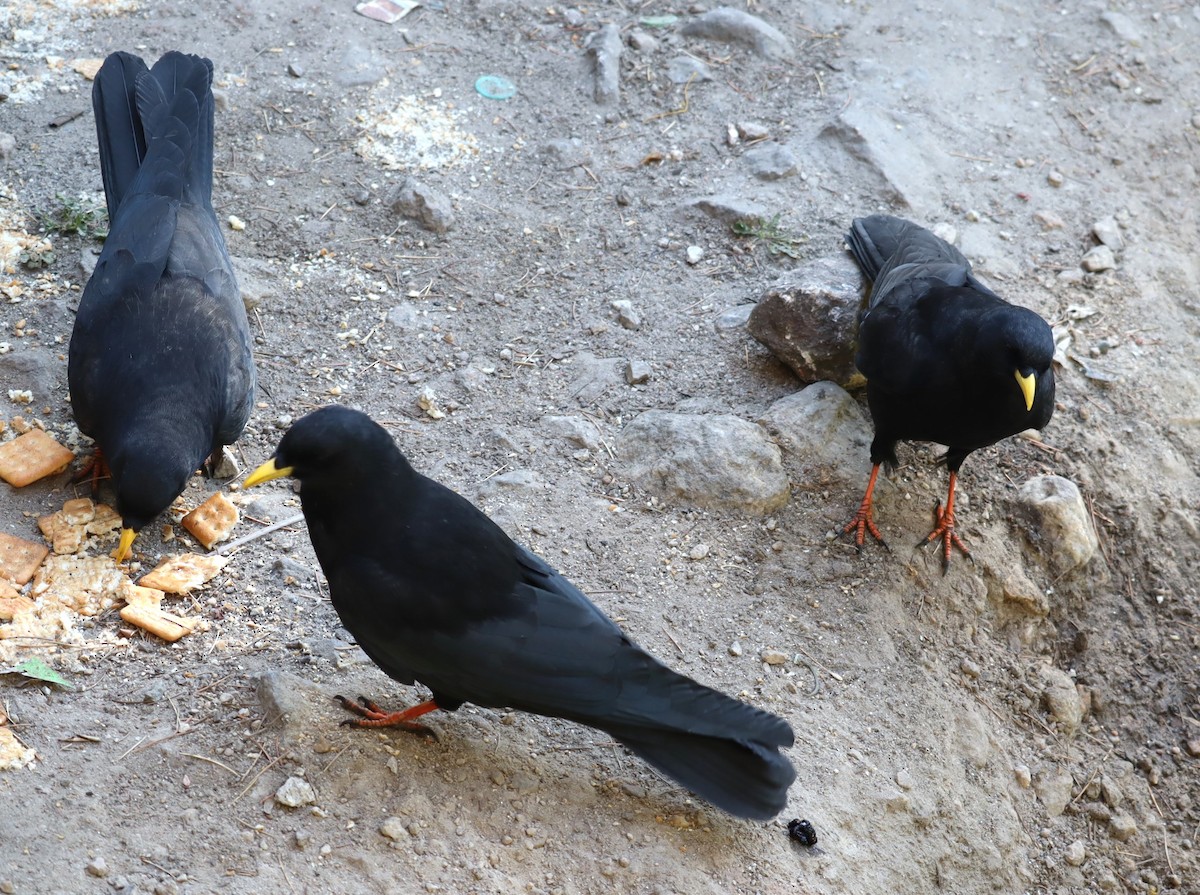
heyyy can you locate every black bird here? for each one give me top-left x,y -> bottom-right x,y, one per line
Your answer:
69,51 -> 254,561
243,406 -> 796,820
842,214 -> 1055,567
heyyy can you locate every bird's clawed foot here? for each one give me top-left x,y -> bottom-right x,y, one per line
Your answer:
842,506 -> 889,553
335,695 -> 439,739
71,450 -> 110,498
920,501 -> 972,572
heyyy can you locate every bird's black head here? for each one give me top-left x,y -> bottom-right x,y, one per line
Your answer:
107,442 -> 196,532
244,405 -> 406,493
979,305 -> 1056,424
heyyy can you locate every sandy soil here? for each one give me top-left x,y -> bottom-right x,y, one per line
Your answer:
0,1 -> 1197,894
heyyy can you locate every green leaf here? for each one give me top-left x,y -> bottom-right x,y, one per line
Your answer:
5,658 -> 74,690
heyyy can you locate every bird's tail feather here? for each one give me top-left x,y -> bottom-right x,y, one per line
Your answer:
92,51 -> 215,215
606,724 -> 796,821
92,52 -> 150,220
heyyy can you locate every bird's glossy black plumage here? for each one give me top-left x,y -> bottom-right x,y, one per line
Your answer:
69,51 -> 254,557
246,406 -> 796,820
844,214 -> 1055,564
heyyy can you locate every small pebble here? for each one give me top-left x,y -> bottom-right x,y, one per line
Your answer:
895,769 -> 915,790
1108,814 -> 1137,841
959,657 -> 981,678
1185,738 -> 1200,757
761,649 -> 788,665
274,776 -> 317,808
287,62 -> 304,78
1013,765 -> 1032,788
0,881 -> 13,894
624,360 -> 651,385
611,299 -> 642,330
227,214 -> 246,231
1047,170 -> 1064,187
1064,839 -> 1087,866
685,245 -> 704,265
85,857 -> 109,879
687,543 -> 710,560
728,641 -> 743,657
379,816 -> 409,841
1081,245 -> 1116,272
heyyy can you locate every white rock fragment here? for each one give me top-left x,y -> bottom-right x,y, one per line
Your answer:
1091,216 -> 1124,251
624,360 -> 651,385
379,816 -> 409,841
685,245 -> 704,265
275,775 -> 317,808
1081,245 -> 1116,272
611,299 -> 642,330
417,386 -> 446,420
227,214 -> 246,231
1017,475 -> 1099,574
1064,839 -> 1087,866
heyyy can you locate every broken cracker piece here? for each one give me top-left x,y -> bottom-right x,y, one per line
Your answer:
0,594 -> 34,621
138,553 -> 229,595
181,492 -> 239,550
85,504 -> 121,537
123,585 -> 165,611
0,430 -> 74,487
0,531 -> 50,585
61,498 -> 96,526
32,554 -> 128,616
0,726 -> 36,771
119,604 -> 201,642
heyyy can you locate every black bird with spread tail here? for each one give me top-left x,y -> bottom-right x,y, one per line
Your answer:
69,51 -> 254,561
842,214 -> 1055,567
243,406 -> 796,820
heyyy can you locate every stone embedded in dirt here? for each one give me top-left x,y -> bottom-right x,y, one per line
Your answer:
743,142 -> 798,180
1108,814 -> 1138,841
85,856 -> 108,878
1099,10 -> 1143,44
475,469 -> 545,503
0,132 -> 15,159
1034,210 -> 1065,230
681,7 -> 793,59
667,56 -> 713,84
1016,475 -> 1099,574
1081,244 -> 1116,272
587,23 -> 622,105
387,301 -> 421,331
626,29 -> 658,53
1064,840 -> 1087,866
761,648 -> 787,665
256,671 -> 326,728
538,137 -> 592,170
747,254 -> 866,386
619,410 -> 789,514
275,775 -> 317,808
379,816 -> 409,841
1033,767 -> 1074,817
611,299 -> 642,330
688,194 -> 768,226
543,415 -> 603,451
1038,664 -> 1085,735
713,304 -> 754,332
757,381 -> 872,473
231,255 -> 278,313
624,360 -> 651,385
685,245 -> 704,265
390,177 -> 454,234
335,43 -> 387,87
1091,216 -> 1124,251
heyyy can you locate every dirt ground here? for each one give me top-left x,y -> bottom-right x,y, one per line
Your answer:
0,1 -> 1197,893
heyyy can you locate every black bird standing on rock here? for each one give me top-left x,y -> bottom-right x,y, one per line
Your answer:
842,214 -> 1055,568
70,51 -> 254,561
243,406 -> 796,820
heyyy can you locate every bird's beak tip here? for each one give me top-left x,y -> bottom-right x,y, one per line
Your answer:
242,458 -> 293,489
114,527 -> 136,563
1014,369 -> 1036,412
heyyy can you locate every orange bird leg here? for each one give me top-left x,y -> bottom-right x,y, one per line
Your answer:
71,448 -> 110,498
843,464 -> 888,550
336,695 -> 440,738
922,471 -> 972,569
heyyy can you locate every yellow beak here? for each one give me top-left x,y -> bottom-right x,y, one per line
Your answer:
114,527 -> 136,563
1014,369 -> 1036,413
242,457 -> 294,489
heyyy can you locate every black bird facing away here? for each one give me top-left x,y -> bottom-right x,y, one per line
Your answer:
842,214 -> 1055,567
243,406 -> 796,820
69,51 -> 254,561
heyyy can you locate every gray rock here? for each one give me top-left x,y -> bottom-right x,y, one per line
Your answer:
379,816 -> 409,841
274,776 -> 317,808
666,56 -> 713,84
1108,814 -> 1137,841
747,254 -> 866,385
611,299 -> 641,330
627,30 -> 659,53
0,347 -> 59,403
624,360 -> 651,385
390,178 -> 454,234
1091,217 -> 1124,251
1038,664 -> 1084,735
757,382 -> 871,471
475,469 -> 545,502
743,142 -> 798,180
388,301 -> 422,331
588,23 -> 623,105
1016,475 -> 1099,574
1081,244 -> 1116,272
1099,11 -> 1142,44
1064,840 -> 1087,867
543,415 -> 603,450
335,44 -> 386,86
0,132 -> 15,159
689,194 -> 769,225
619,411 -> 789,514
681,7 -> 792,59
231,255 -> 278,312
1033,768 -> 1074,817
78,245 -> 101,279
713,304 -> 754,332
538,137 -> 592,169
85,857 -> 109,878
256,671 -> 325,727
